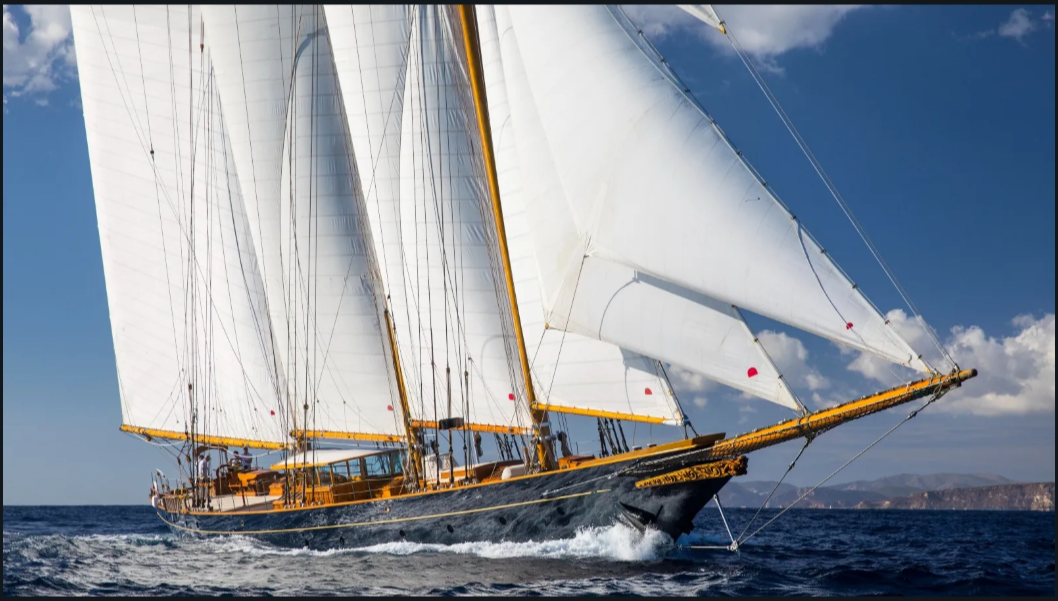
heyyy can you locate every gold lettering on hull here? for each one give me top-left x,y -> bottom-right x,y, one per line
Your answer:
634,456 -> 749,489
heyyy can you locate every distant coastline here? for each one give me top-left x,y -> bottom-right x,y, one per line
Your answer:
720,474 -> 1055,512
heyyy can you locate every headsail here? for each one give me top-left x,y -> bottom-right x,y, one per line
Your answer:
502,5 -> 930,375
487,5 -> 801,414
71,5 -> 290,446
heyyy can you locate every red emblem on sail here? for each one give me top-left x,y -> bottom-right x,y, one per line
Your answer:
387,405 -> 394,412
644,388 -> 653,396
747,367 -> 759,378
270,410 -> 275,416
509,393 -> 516,401
846,322 -> 854,330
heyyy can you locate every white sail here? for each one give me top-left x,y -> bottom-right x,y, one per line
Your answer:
552,259 -> 800,412
479,5 -> 687,426
503,6 -> 930,375
488,5 -> 800,414
330,6 -> 532,433
677,5 -> 726,33
202,5 -> 403,441
71,5 -> 290,445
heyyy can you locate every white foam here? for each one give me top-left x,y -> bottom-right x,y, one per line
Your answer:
354,524 -> 673,562
192,524 -> 672,562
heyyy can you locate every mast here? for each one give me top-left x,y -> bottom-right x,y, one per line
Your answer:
458,5 -> 556,472
385,308 -> 423,488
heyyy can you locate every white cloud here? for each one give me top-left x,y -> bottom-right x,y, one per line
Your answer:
970,8 -> 1053,43
758,330 -> 831,394
850,312 -> 1055,416
3,5 -> 75,103
667,366 -> 717,409
622,5 -> 867,72
998,8 -> 1037,42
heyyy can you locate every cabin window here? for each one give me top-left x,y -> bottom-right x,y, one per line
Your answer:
348,460 -> 363,480
364,454 -> 393,477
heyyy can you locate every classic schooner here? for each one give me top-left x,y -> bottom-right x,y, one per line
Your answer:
71,4 -> 976,548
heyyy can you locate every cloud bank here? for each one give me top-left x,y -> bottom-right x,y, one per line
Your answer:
849,311 -> 1055,416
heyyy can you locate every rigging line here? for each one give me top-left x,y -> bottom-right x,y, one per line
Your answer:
736,437 -> 812,543
739,390 -> 947,547
232,8 -> 288,411
323,16 -> 407,439
542,256 -> 588,409
719,26 -> 956,371
733,306 -> 807,415
218,91 -> 284,415
415,8 -> 443,473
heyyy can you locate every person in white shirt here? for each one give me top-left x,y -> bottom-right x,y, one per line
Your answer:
197,454 -> 211,481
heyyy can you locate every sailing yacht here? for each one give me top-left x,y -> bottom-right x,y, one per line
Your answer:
71,4 -> 975,549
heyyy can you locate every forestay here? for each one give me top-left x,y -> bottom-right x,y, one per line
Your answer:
71,5 -> 289,445
503,5 -> 930,374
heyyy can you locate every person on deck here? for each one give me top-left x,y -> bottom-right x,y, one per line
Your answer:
232,450 -> 243,472
241,446 -> 253,471
197,454 -> 211,482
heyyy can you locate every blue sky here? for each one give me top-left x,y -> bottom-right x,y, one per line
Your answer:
3,5 -> 1055,505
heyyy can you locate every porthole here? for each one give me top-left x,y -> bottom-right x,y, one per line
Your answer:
498,516 -> 508,526
446,524 -> 454,534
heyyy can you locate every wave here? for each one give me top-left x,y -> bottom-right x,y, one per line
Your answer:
198,523 -> 672,562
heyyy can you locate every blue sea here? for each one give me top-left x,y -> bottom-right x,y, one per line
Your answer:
3,506 -> 1053,596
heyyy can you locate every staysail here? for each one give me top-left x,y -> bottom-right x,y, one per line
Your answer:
501,5 -> 930,375
71,5 -> 291,446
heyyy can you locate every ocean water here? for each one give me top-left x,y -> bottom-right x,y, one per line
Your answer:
3,506 -> 1053,596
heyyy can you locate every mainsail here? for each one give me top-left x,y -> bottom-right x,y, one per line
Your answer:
201,5 -> 404,442
71,6 -> 290,446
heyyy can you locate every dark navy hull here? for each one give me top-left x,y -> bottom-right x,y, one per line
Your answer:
159,460 -> 731,550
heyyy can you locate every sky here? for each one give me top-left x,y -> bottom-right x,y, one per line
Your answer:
3,5 -> 1055,505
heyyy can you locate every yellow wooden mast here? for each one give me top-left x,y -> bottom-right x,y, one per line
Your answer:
384,308 -> 424,487
457,5 -> 556,472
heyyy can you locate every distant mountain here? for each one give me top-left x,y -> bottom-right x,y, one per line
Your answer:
718,474 -> 1048,511
833,473 -> 1016,499
857,483 -> 1055,512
